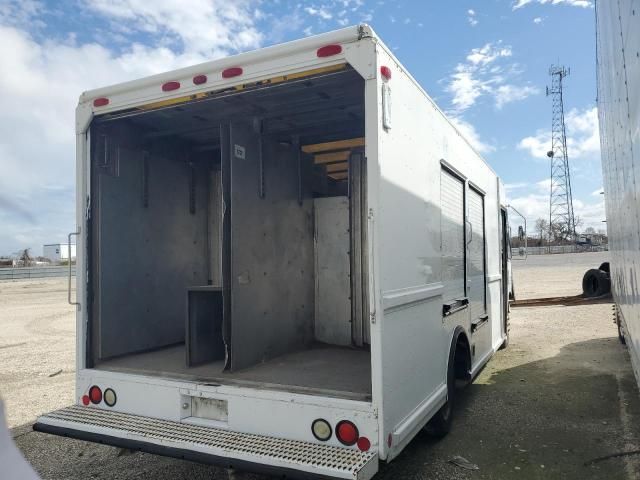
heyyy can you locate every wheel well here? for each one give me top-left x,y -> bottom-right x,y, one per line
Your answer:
453,332 -> 471,382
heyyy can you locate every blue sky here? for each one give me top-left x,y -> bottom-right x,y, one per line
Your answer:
0,0 -> 602,255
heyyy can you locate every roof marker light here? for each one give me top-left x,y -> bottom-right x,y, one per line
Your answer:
193,74 -> 207,85
162,81 -> 181,92
222,67 -> 243,79
317,44 -> 342,58
93,97 -> 109,107
380,66 -> 392,80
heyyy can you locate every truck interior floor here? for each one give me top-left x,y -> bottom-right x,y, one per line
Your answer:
96,344 -> 371,401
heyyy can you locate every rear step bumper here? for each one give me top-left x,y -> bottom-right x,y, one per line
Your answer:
34,406 -> 378,480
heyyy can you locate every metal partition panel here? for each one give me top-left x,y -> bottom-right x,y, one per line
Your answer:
467,188 -> 486,320
314,196 -> 351,346
228,122 -> 315,371
95,146 -> 209,359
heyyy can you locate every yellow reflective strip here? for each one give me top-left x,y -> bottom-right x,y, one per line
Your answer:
138,93 -> 208,110
136,63 -> 348,111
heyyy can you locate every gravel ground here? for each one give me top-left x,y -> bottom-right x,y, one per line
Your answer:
4,251 -> 640,479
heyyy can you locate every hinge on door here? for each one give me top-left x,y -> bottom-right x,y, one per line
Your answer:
368,208 -> 374,220
370,310 -> 376,324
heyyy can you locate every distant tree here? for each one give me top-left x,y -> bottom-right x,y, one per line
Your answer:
584,226 -> 596,235
19,248 -> 33,267
535,218 -> 549,244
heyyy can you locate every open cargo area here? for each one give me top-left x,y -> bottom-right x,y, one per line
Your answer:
87,65 -> 372,400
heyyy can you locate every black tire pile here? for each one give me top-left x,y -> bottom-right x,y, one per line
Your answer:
582,262 -> 611,297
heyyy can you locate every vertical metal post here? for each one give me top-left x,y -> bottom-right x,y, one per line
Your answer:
67,231 -> 80,307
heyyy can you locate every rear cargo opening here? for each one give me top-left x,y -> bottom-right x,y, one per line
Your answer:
88,65 -> 371,400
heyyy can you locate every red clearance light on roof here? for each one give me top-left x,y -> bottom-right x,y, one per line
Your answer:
380,66 -> 392,80
93,97 -> 109,107
336,420 -> 359,446
222,67 -> 243,79
317,44 -> 342,58
162,81 -> 181,92
193,74 -> 207,85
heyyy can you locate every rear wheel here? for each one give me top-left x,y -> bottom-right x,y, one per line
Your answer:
424,359 -> 455,437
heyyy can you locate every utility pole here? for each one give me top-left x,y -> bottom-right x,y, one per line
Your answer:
546,65 -> 576,243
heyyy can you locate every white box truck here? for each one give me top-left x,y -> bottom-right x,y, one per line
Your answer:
35,25 -> 512,479
595,3 -> 640,386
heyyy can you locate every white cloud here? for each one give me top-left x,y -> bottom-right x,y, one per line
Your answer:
446,42 -> 538,112
304,6 -> 333,20
85,0 -> 262,56
533,16 -> 543,23
517,107 -> 600,159
449,117 -> 495,154
467,9 -> 478,26
0,2 -> 264,254
495,84 -> 540,109
513,0 -> 592,9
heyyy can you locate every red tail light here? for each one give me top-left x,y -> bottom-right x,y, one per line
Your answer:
193,74 -> 207,85
222,67 -> 243,79
317,44 -> 342,57
380,66 -> 392,80
81,395 -> 90,406
88,385 -> 102,404
162,81 -> 180,92
93,97 -> 109,107
336,420 -> 359,446
357,437 -> 371,452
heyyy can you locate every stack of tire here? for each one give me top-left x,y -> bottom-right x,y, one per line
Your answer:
582,262 -> 611,298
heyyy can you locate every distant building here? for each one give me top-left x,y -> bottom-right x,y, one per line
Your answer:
43,243 -> 76,262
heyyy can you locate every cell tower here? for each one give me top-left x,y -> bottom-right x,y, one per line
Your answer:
546,65 -> 576,242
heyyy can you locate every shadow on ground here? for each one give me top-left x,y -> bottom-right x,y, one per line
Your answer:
14,338 -> 640,480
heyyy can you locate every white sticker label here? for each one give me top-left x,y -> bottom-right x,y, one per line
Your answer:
234,144 -> 246,159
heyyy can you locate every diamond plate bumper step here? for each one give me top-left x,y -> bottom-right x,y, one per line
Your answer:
34,406 -> 378,480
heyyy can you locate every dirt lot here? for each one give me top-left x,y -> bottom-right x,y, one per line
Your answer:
3,252 -> 640,479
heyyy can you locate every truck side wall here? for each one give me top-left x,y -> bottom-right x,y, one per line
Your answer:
372,42 -> 505,460
596,0 -> 640,384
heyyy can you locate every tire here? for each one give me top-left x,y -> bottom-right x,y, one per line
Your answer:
616,310 -> 627,345
425,346 -> 456,437
582,269 -> 610,297
599,262 -> 610,273
499,332 -> 509,350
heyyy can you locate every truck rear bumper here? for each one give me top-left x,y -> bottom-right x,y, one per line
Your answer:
34,406 -> 378,480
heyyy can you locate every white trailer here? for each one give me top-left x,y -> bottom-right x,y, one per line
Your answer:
595,2 -> 640,386
35,25 -> 512,479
